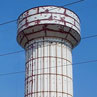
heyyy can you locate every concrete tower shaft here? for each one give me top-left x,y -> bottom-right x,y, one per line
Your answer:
17,6 -> 81,97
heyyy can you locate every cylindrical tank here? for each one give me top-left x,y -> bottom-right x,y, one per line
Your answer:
17,6 -> 81,97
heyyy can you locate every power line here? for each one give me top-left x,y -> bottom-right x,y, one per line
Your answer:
0,0 -> 85,26
0,58 -> 97,77
82,34 -> 97,39
0,19 -> 17,26
0,71 -> 24,76
63,0 -> 85,7
37,0 -> 85,12
0,33 -> 97,57
0,50 -> 24,57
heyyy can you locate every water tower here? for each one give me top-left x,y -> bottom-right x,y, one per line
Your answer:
17,6 -> 81,97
